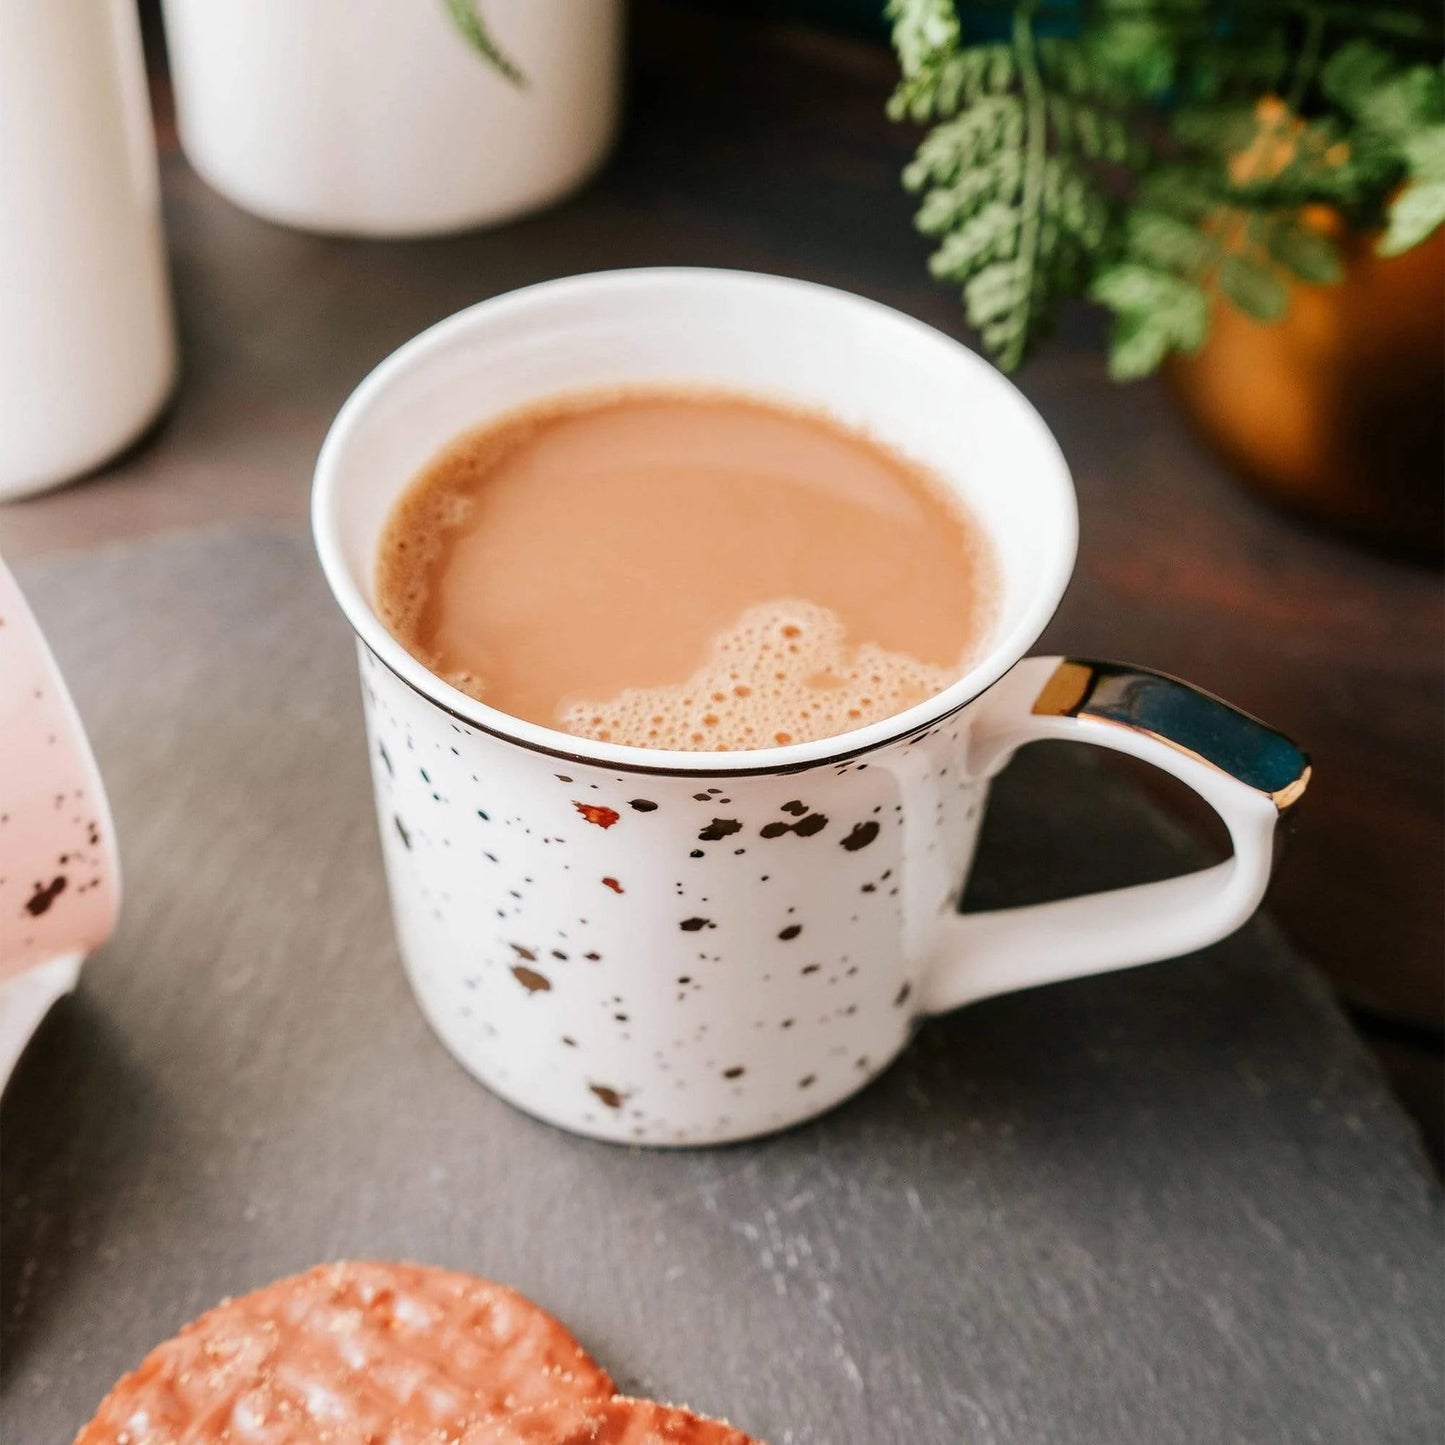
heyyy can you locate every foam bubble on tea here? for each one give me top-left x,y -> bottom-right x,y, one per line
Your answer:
376,389 -> 997,751
560,600 -> 955,750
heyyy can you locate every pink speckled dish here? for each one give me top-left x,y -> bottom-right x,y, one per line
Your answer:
0,557 -> 120,1086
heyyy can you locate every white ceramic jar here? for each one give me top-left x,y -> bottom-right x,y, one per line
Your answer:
0,0 -> 177,502
160,0 -> 626,238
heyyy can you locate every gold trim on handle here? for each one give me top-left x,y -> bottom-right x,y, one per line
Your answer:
1032,659 -> 1311,812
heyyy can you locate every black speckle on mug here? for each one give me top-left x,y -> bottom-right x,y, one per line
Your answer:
761,812 -> 829,840
24,876 -> 66,917
698,818 -> 742,842
841,821 -> 881,851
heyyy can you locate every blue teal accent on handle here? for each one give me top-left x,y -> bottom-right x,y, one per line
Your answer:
1037,660 -> 1312,808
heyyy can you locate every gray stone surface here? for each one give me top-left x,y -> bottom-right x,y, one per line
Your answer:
3,526 -> 1441,1444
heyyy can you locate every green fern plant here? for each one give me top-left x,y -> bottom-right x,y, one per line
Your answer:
887,1 -> 1445,377
442,0 -> 525,85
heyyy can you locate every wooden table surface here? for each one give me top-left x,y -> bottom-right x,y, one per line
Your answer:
4,3 -> 1441,1143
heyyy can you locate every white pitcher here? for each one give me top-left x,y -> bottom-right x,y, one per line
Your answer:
0,0 -> 177,502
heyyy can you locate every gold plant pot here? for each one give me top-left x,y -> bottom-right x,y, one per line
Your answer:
1166,225 -> 1444,560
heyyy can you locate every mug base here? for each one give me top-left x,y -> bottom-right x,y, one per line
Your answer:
410,980 -> 910,1149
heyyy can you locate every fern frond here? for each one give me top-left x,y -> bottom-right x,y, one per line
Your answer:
914,154 -> 1026,236
1045,94 -> 1140,164
1089,263 -> 1210,379
890,2 -> 1126,370
890,44 -> 1017,123
928,202 -> 1024,281
1135,166 -> 1225,222
1039,34 -> 1142,105
901,97 -> 1024,190
1260,214 -> 1345,281
886,0 -> 966,120
1322,40 -> 1445,249
1121,207 -> 1219,274
1381,122 -> 1445,252
1216,252 -> 1290,319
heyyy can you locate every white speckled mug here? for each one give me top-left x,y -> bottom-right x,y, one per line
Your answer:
313,269 -> 1309,1146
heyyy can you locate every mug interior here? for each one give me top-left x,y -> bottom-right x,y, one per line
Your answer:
313,268 -> 1077,772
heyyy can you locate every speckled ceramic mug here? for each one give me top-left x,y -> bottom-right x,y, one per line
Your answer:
314,269 -> 1309,1146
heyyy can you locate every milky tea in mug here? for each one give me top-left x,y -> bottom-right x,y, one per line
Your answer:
374,388 -> 1000,750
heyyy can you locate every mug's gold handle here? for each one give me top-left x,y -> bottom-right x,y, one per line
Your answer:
920,657 -> 1310,1014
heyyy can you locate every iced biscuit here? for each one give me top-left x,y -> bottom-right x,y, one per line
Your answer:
75,1261 -> 614,1444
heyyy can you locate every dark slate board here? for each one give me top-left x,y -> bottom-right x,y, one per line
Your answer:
3,527 -> 1441,1445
